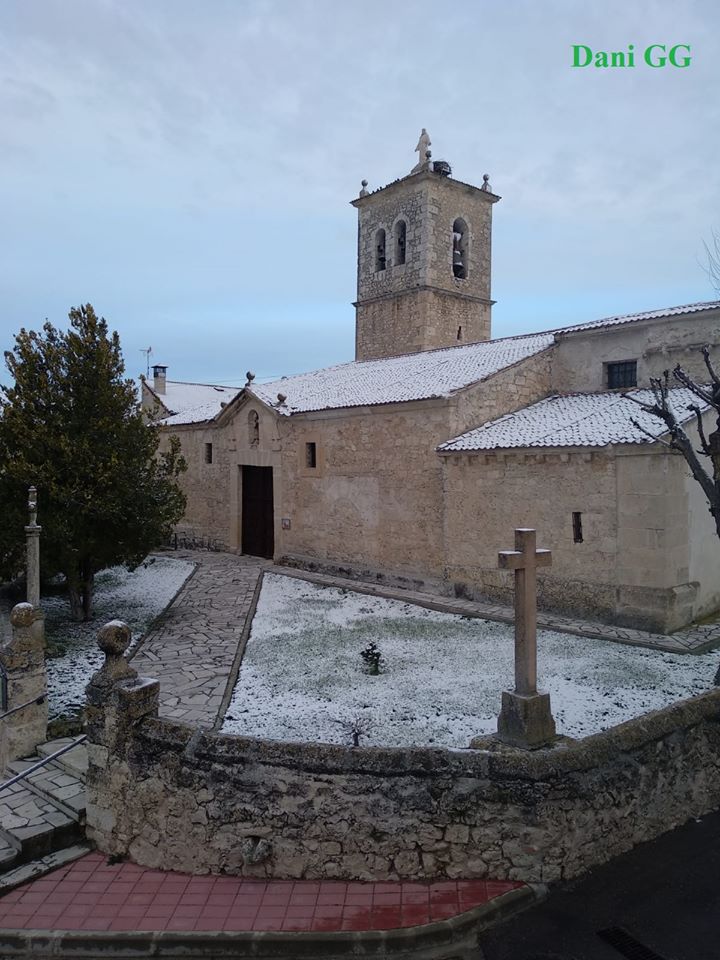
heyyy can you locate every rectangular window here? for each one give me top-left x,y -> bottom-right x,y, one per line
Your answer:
572,512 -> 583,544
607,360 -> 637,389
204,443 -> 213,464
305,442 -> 317,469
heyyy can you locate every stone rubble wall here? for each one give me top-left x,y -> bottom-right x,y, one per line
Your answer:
0,604 -> 47,766
86,681 -> 720,885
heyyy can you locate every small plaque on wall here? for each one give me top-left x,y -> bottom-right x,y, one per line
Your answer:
281,518 -> 291,530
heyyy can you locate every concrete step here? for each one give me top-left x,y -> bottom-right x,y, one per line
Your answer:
37,736 -> 88,778
0,736 -> 88,875
0,779 -> 82,864
0,836 -> 18,872
6,758 -> 86,820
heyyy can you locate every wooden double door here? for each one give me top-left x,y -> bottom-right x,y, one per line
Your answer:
241,465 -> 274,559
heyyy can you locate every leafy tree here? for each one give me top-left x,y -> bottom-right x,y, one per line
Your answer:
0,304 -> 187,620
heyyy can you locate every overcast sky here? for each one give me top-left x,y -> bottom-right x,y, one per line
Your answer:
1,0 -> 719,385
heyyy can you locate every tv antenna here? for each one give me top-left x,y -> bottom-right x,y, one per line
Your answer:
140,346 -> 153,377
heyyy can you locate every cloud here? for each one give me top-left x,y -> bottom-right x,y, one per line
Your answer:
0,0 -> 718,378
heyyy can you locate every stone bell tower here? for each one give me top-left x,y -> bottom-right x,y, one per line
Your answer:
351,131 -> 500,362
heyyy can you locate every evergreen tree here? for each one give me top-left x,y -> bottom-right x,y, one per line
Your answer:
0,304 -> 187,620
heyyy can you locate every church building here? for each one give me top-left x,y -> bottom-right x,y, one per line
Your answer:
142,136 -> 720,633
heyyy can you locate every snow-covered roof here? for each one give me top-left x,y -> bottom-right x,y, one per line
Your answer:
438,388 -> 709,452
249,333 -> 554,416
149,380 -> 238,425
555,300 -> 720,336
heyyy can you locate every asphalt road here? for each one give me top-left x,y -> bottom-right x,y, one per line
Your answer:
478,808 -> 720,960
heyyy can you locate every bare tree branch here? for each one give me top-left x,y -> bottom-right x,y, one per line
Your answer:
701,229 -> 720,294
688,403 -> 710,454
701,345 -> 720,386
673,364 -> 715,405
629,417 -> 674,448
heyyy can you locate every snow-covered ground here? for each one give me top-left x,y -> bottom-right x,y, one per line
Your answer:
221,574 -> 717,748
26,556 -> 194,724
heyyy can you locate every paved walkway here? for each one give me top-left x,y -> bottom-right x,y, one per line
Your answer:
131,551 -> 265,727
271,565 -> 720,654
0,850 -> 525,933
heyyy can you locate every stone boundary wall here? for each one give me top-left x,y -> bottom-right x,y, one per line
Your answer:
86,642 -> 720,884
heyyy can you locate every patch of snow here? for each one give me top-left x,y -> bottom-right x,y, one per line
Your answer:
221,574 -> 716,748
555,299 -> 720,336
250,333 -> 554,415
152,381 -> 238,425
439,388 -> 710,452
43,556 -> 195,722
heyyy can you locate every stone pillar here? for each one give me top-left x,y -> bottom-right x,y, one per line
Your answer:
85,621 -> 160,854
0,603 -> 48,767
25,486 -> 41,610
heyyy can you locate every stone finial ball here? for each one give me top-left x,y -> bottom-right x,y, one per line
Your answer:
361,179 -> 368,187
98,620 -> 131,656
10,602 -> 35,627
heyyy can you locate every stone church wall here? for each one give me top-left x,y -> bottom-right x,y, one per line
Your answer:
273,351 -> 551,585
441,448 -> 620,623
86,669 -> 720,885
441,437 -> 717,632
449,347 -> 553,437
615,432 -> 720,631
551,310 -> 720,393
157,423 -> 232,550
277,399 -> 452,581
158,400 -> 283,553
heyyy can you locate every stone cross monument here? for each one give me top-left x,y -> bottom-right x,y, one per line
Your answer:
496,528 -> 557,748
25,486 -> 41,610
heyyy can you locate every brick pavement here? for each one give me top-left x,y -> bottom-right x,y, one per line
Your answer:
130,551 -> 265,727
0,850 -> 523,933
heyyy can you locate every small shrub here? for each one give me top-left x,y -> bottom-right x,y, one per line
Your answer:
334,713 -> 373,747
360,641 -> 383,675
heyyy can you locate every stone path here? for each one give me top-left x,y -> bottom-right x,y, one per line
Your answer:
131,551 -> 265,727
270,566 -> 720,654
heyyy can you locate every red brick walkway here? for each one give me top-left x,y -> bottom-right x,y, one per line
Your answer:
0,851 -> 523,933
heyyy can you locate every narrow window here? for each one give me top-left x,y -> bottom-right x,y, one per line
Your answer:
394,220 -> 406,266
457,325 -> 463,341
452,218 -> 468,279
572,512 -> 583,543
607,360 -> 637,389
305,442 -> 317,468
204,442 -> 213,464
375,229 -> 386,272
248,410 -> 260,446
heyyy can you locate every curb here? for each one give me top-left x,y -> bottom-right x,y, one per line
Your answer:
126,555 -> 199,663
0,845 -> 92,897
267,565 -> 713,655
0,884 -> 543,958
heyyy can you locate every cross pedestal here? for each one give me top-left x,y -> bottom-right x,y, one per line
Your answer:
496,528 -> 556,749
